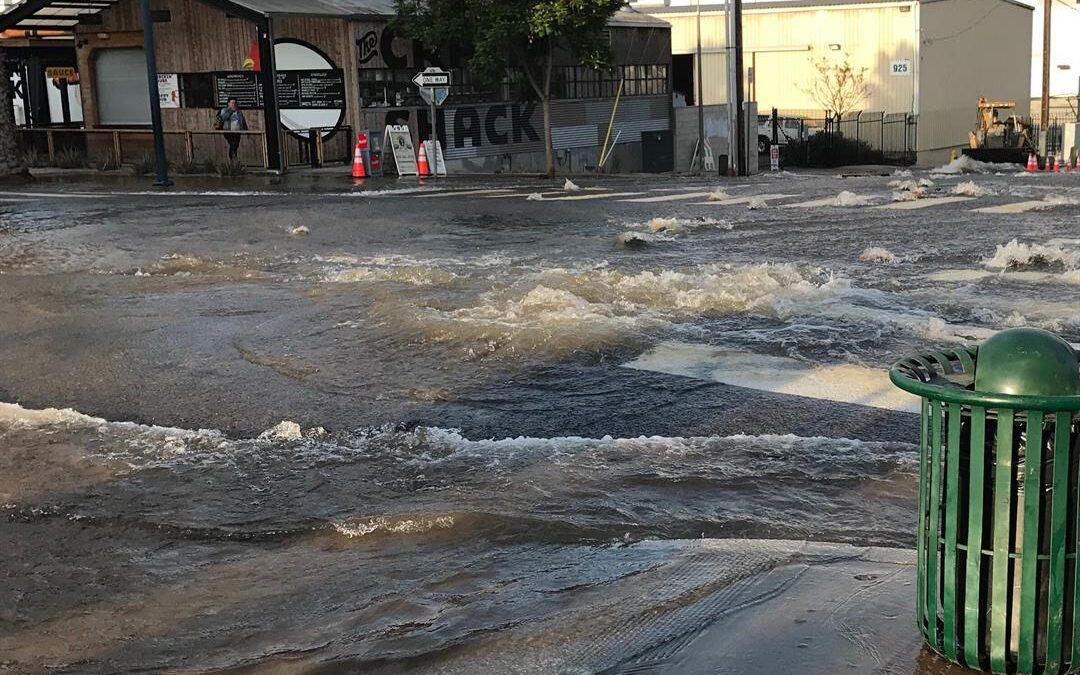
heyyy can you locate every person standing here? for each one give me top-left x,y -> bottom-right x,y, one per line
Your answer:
216,99 -> 248,162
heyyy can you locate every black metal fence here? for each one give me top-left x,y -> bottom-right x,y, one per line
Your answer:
774,110 -> 917,167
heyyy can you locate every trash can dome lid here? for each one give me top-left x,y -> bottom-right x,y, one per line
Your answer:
974,328 -> 1080,397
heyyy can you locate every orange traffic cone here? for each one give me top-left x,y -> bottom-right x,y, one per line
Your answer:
1026,153 -> 1038,172
1045,154 -> 1054,171
1054,155 -> 1062,172
417,141 -> 431,177
351,138 -> 367,179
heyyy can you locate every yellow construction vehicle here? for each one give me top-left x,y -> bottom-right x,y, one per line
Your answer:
965,97 -> 1033,163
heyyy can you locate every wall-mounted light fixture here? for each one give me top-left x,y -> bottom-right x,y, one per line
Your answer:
828,44 -> 841,51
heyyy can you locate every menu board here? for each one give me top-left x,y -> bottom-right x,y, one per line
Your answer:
214,72 -> 260,108
214,70 -> 345,110
276,70 -> 345,109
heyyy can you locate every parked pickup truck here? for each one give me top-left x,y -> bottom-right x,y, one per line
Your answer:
756,115 -> 818,154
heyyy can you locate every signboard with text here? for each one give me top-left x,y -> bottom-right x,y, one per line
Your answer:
214,70 -> 346,109
890,59 -> 912,76
158,73 -> 181,109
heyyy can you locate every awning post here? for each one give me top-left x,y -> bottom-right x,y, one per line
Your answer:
257,17 -> 282,172
139,0 -> 172,187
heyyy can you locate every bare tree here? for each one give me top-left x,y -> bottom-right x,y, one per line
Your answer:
0,55 -> 29,182
801,54 -> 871,118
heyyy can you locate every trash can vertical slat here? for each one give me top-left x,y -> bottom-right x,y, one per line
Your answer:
1019,410 -> 1046,673
954,347 -> 975,374
1045,411 -> 1072,673
928,401 -> 945,649
943,401 -> 963,661
991,410 -> 1016,673
918,397 -> 931,632
965,405 -> 989,670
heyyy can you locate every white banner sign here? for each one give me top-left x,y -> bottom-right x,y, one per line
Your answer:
158,73 -> 180,108
384,125 -> 418,176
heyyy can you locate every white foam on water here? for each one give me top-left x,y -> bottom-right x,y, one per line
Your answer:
564,179 -> 581,192
932,156 -> 1022,175
333,514 -> 456,538
364,263 -> 853,357
624,342 -> 920,413
746,197 -> 768,210
289,225 -> 310,237
891,188 -> 924,202
707,190 -> 736,202
927,268 -> 1080,285
644,216 -> 733,234
984,239 -> 1080,271
526,193 -> 545,201
0,400 -> 916,475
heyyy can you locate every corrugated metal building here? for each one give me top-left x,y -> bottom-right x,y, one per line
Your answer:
1,0 -> 672,173
632,0 -> 1033,164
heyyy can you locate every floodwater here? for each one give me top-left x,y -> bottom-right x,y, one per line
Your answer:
0,164 -> 1078,672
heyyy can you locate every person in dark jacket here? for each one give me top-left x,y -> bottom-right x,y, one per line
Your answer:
217,99 -> 248,162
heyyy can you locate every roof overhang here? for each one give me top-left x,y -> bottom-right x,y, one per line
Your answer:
0,0 -> 268,33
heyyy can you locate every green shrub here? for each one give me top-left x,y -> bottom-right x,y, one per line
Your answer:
216,160 -> 247,177
96,153 -> 122,172
21,148 -> 48,168
130,155 -> 156,176
51,147 -> 90,169
781,132 -> 883,168
174,158 -> 217,175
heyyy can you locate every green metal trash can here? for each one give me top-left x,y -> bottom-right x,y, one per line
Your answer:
891,328 -> 1080,674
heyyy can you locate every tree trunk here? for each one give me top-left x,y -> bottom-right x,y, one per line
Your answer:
542,40 -> 555,178
0,54 -> 28,181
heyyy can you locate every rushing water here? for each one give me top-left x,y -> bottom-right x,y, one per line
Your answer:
0,169 -> 1078,672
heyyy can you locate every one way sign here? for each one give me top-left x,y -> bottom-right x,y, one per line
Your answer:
412,67 -> 451,88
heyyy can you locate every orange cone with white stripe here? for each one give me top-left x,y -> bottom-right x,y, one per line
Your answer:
351,137 -> 367,179
417,141 -> 431,177
1027,153 -> 1038,172
1054,154 -> 1062,172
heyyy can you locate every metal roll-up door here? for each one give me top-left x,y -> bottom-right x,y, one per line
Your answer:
95,48 -> 150,126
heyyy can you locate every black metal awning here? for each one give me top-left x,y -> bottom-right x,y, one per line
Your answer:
0,0 -> 272,32
0,0 -> 124,31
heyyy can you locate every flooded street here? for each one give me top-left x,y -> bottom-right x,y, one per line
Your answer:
1,165 -> 1078,672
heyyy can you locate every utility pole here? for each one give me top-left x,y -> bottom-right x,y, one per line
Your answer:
696,0 -> 704,173
1040,0 -> 1051,154
733,0 -> 746,176
139,0 -> 171,187
725,0 -> 737,176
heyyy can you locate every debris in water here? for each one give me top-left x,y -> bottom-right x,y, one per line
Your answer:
290,225 -> 310,237
747,197 -> 768,210
951,181 -> 992,197
616,232 -> 653,249
707,190 -> 735,202
526,193 -> 544,201
834,191 -> 874,207
891,169 -> 913,178
891,190 -> 921,202
859,246 -> 899,264
564,179 -> 581,192
258,420 -> 304,441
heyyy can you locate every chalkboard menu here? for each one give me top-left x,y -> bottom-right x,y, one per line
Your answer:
276,70 -> 345,109
214,72 -> 260,108
214,70 -> 345,110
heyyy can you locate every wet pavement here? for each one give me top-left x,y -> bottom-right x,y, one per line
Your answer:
0,162 -> 1077,673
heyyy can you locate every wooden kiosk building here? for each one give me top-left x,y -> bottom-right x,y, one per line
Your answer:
1,0 -> 673,174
